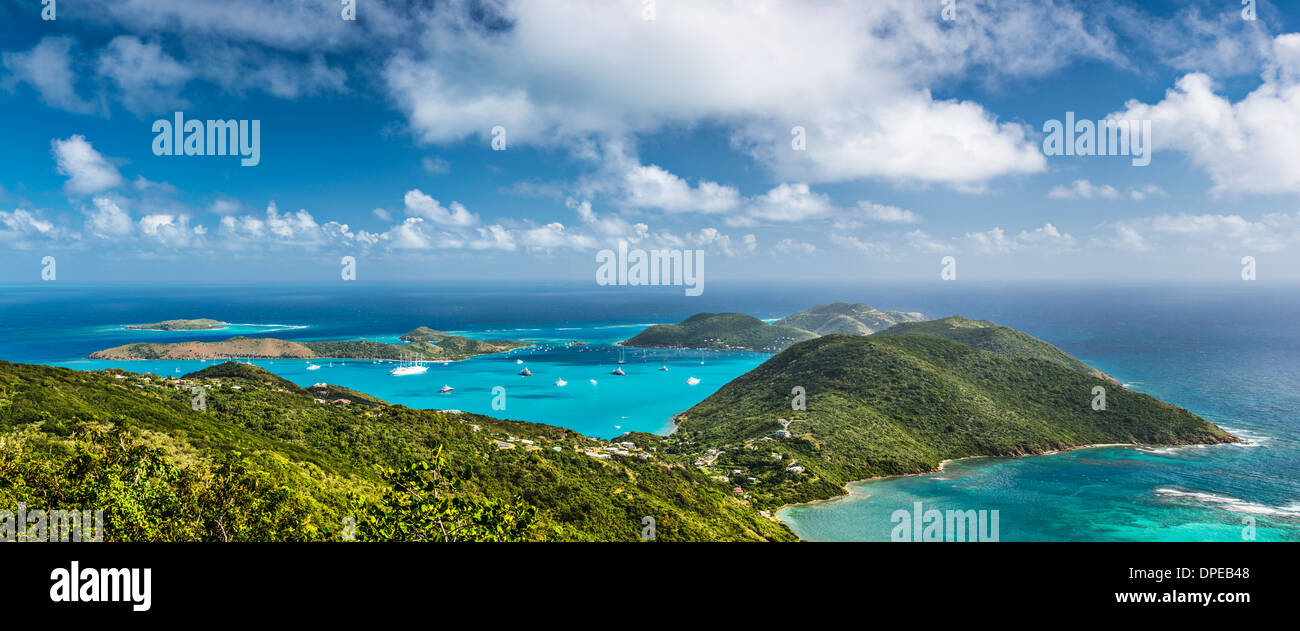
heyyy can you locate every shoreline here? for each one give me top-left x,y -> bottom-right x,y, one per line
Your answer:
773,442 -> 1145,518
773,434 -> 1245,537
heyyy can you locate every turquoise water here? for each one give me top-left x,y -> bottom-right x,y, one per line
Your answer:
51,323 -> 767,440
779,441 -> 1300,542
3,281 -> 1298,541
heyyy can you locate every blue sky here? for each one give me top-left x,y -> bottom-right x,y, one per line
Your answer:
2,0 -> 1300,283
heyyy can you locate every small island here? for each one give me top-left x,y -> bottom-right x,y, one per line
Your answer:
774,302 -> 925,335
126,318 -> 228,331
622,313 -> 817,352
88,326 -> 530,362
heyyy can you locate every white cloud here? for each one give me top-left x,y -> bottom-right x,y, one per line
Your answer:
52,136 -> 124,195
856,201 -> 922,224
1111,34 -> 1300,195
379,0 -> 1120,187
0,209 -> 62,247
621,163 -> 740,214
2,37 -> 99,115
402,189 -> 479,227
421,156 -> 450,175
966,223 -> 1076,254
746,183 -> 834,223
96,36 -> 193,115
1128,184 -> 1168,200
85,197 -> 133,238
775,239 -> 817,256
218,202 -> 329,247
139,213 -> 200,248
1048,179 -> 1122,200
1096,212 -> 1300,254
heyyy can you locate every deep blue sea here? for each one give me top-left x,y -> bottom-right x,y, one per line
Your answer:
1,280 -> 1296,541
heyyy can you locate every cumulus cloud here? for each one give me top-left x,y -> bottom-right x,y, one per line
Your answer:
775,239 -> 817,256
0,209 -> 63,247
52,136 -> 124,195
745,183 -> 834,223
621,164 -> 740,214
402,190 -> 479,227
856,201 -> 922,224
1048,179 -> 1169,200
85,197 -> 133,238
1048,179 -> 1121,200
1094,212 -> 1300,253
217,202 -> 334,247
96,36 -> 193,115
966,223 -> 1077,254
1111,34 -> 1300,195
378,0 -> 1119,187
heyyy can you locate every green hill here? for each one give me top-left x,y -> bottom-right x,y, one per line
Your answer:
623,313 -> 817,352
0,360 -> 793,542
183,361 -> 304,391
877,316 -> 1117,383
775,302 -> 925,335
673,333 -> 1236,507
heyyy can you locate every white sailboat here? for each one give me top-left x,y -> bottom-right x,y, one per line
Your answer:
439,384 -> 454,393
554,378 -> 568,386
390,352 -> 428,376
686,376 -> 700,385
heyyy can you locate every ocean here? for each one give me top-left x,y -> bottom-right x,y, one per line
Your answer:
1,280 -> 1296,541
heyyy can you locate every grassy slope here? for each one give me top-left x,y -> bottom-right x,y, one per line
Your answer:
675,334 -> 1236,506
0,361 -> 793,541
623,313 -> 817,352
878,316 -> 1118,383
775,302 -> 925,335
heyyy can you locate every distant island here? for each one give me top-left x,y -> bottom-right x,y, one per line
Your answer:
667,320 -> 1235,507
126,318 -> 228,331
622,313 -> 817,352
775,302 -> 925,335
87,326 -> 529,362
622,302 -> 927,352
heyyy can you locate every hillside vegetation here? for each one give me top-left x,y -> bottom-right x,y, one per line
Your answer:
673,333 -> 1236,507
877,316 -> 1118,383
0,361 -> 793,541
